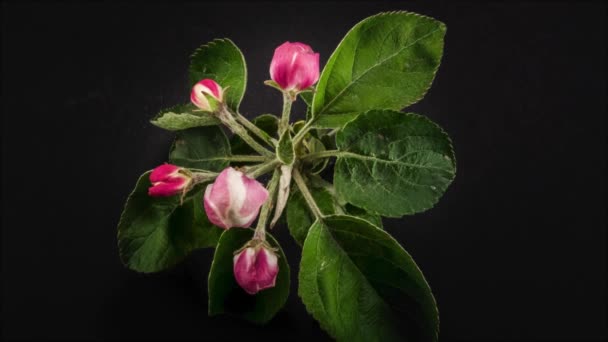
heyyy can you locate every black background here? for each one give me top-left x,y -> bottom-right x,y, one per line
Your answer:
2,1 -> 606,341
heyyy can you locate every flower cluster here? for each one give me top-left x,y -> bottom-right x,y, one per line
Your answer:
148,42 -> 319,295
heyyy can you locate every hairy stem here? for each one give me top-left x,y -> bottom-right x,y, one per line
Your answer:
234,111 -> 278,147
292,119 -> 314,146
279,92 -> 293,135
300,150 -> 340,162
190,171 -> 219,184
227,155 -> 270,162
254,168 -> 281,240
218,106 -> 274,157
292,167 -> 324,220
246,159 -> 281,179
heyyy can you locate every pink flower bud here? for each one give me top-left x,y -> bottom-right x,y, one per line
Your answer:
233,245 -> 279,295
148,163 -> 191,197
190,79 -> 224,111
203,167 -> 269,229
269,42 -> 320,92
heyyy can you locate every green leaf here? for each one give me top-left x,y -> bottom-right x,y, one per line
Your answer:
299,91 -> 313,107
117,172 -> 220,273
334,110 -> 455,217
169,126 -> 231,171
299,215 -> 439,341
150,103 -> 220,131
292,120 -> 306,134
277,130 -> 295,165
230,114 -> 278,156
286,185 -> 336,246
190,38 -> 247,111
305,136 -> 329,175
208,228 -> 290,324
312,11 -> 446,128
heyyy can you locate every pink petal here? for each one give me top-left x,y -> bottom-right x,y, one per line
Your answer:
269,41 -> 319,91
269,58 -> 291,89
254,248 -> 279,291
206,168 -> 234,221
291,51 -> 320,90
289,42 -> 313,53
198,79 -> 223,100
202,167 -> 269,229
204,183 -> 230,229
148,177 -> 186,197
238,175 -> 269,227
190,84 -> 211,110
269,42 -> 303,89
233,248 -> 258,294
233,247 -> 279,295
150,164 -> 180,183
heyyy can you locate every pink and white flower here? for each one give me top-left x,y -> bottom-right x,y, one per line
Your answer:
233,245 -> 279,295
203,167 -> 269,229
190,79 -> 224,111
148,163 -> 191,197
269,42 -> 320,92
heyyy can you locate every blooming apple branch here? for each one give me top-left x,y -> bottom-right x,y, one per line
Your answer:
144,41 -> 327,297
118,12 -> 451,338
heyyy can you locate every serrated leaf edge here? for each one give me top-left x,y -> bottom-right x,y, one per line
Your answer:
312,10 -> 446,119
297,214 -> 440,341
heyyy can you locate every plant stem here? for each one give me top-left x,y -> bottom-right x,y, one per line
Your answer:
234,111 -> 278,147
218,106 -> 274,158
292,119 -> 314,146
279,92 -> 293,135
300,150 -> 341,162
326,128 -> 338,137
292,167 -> 324,220
227,155 -> 269,162
247,159 -> 281,179
190,171 -> 219,184
269,164 -> 293,228
254,168 -> 280,241
171,155 -> 269,165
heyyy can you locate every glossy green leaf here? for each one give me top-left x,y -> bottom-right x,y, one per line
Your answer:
150,103 -> 219,131
277,130 -> 294,165
190,38 -> 247,111
230,114 -> 278,156
117,172 -> 219,273
299,215 -> 439,341
208,228 -> 290,324
335,110 -> 455,217
169,126 -> 231,171
312,11 -> 446,128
